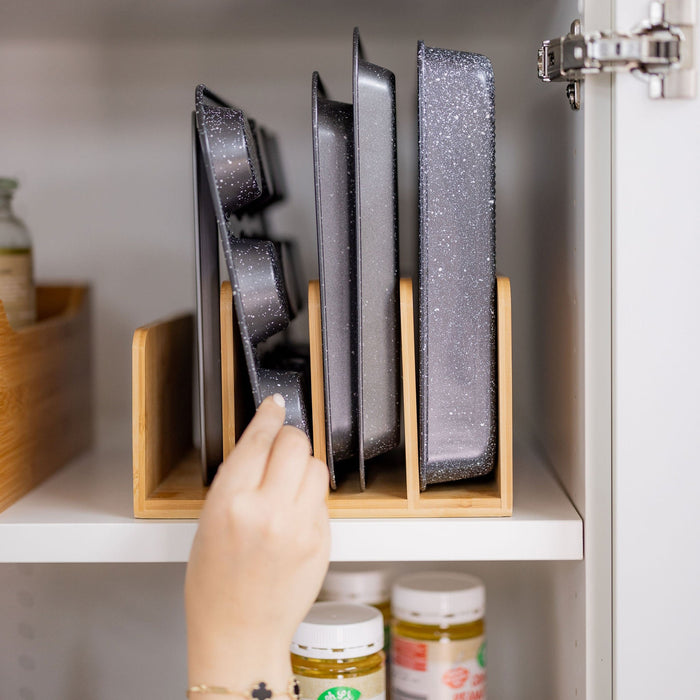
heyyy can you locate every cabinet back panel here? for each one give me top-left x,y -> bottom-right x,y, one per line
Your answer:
0,10 -> 583,492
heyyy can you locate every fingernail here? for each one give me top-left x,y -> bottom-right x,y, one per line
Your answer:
271,393 -> 285,408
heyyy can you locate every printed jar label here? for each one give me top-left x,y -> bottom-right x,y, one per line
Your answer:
297,668 -> 385,700
0,251 -> 35,329
391,634 -> 486,700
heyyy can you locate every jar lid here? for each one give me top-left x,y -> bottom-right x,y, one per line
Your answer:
392,572 -> 485,626
319,564 -> 392,605
291,602 -> 384,660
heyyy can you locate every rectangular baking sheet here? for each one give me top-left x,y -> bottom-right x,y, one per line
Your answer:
417,42 -> 497,489
353,28 -> 401,489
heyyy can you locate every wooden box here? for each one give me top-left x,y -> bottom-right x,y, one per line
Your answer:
133,278 -> 512,518
0,285 -> 92,513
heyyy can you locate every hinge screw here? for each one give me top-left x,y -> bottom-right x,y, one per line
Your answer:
566,80 -> 581,110
567,20 -> 582,110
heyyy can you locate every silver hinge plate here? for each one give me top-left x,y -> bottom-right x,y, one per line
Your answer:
538,0 -> 696,109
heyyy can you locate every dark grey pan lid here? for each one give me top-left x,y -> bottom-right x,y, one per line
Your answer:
312,72 -> 358,490
353,28 -> 401,489
417,42 -> 497,489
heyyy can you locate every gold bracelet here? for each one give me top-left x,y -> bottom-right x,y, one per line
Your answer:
187,679 -> 300,699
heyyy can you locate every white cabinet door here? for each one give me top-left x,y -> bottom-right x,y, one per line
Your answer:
613,1 -> 700,698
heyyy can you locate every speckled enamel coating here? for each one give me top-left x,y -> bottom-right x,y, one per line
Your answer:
312,72 -> 357,489
194,85 -> 309,460
353,28 -> 401,489
417,43 -> 497,489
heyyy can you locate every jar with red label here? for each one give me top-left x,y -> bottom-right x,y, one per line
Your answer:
391,572 -> 486,700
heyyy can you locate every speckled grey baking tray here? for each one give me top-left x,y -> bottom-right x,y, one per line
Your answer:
417,43 -> 497,489
311,72 -> 357,490
353,28 -> 401,490
194,85 -> 309,485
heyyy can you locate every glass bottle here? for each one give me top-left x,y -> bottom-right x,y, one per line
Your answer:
0,178 -> 36,329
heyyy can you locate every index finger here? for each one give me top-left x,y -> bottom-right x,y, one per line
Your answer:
213,394 -> 286,493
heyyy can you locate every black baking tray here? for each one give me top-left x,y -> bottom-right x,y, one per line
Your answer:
311,72 -> 357,490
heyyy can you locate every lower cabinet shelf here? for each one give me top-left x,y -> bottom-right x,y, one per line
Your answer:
0,446 -> 582,563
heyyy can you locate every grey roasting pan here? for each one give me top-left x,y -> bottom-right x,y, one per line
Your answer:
417,43 -> 497,489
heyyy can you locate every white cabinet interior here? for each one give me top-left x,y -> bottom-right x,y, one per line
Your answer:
0,0 -> 612,697
0,561 -> 584,700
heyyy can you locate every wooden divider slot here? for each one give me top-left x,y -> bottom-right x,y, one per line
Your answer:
132,312 -> 201,518
309,276 -> 513,518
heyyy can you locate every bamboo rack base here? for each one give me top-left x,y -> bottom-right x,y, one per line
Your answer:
132,278 -> 512,518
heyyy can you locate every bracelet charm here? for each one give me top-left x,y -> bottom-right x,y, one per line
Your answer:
187,679 -> 300,699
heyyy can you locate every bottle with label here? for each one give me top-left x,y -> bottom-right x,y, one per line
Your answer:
391,572 -> 486,700
291,602 -> 386,700
0,178 -> 36,329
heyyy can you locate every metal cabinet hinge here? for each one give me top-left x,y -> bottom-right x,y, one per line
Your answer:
538,0 -> 696,109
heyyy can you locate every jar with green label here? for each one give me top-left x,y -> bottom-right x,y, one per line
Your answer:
0,178 -> 36,329
391,572 -> 487,700
291,602 -> 386,700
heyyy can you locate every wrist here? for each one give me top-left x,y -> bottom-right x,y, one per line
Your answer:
188,679 -> 300,700
188,636 -> 292,690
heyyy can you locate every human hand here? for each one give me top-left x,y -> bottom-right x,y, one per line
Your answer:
185,394 -> 331,693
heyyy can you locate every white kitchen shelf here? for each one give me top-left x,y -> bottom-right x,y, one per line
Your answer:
0,447 -> 582,563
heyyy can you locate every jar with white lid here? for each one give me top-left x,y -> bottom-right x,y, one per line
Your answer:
319,565 -> 393,650
291,602 -> 386,700
391,572 -> 486,700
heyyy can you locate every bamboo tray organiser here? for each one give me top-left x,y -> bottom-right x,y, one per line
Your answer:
133,277 -> 511,518
0,285 -> 92,513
